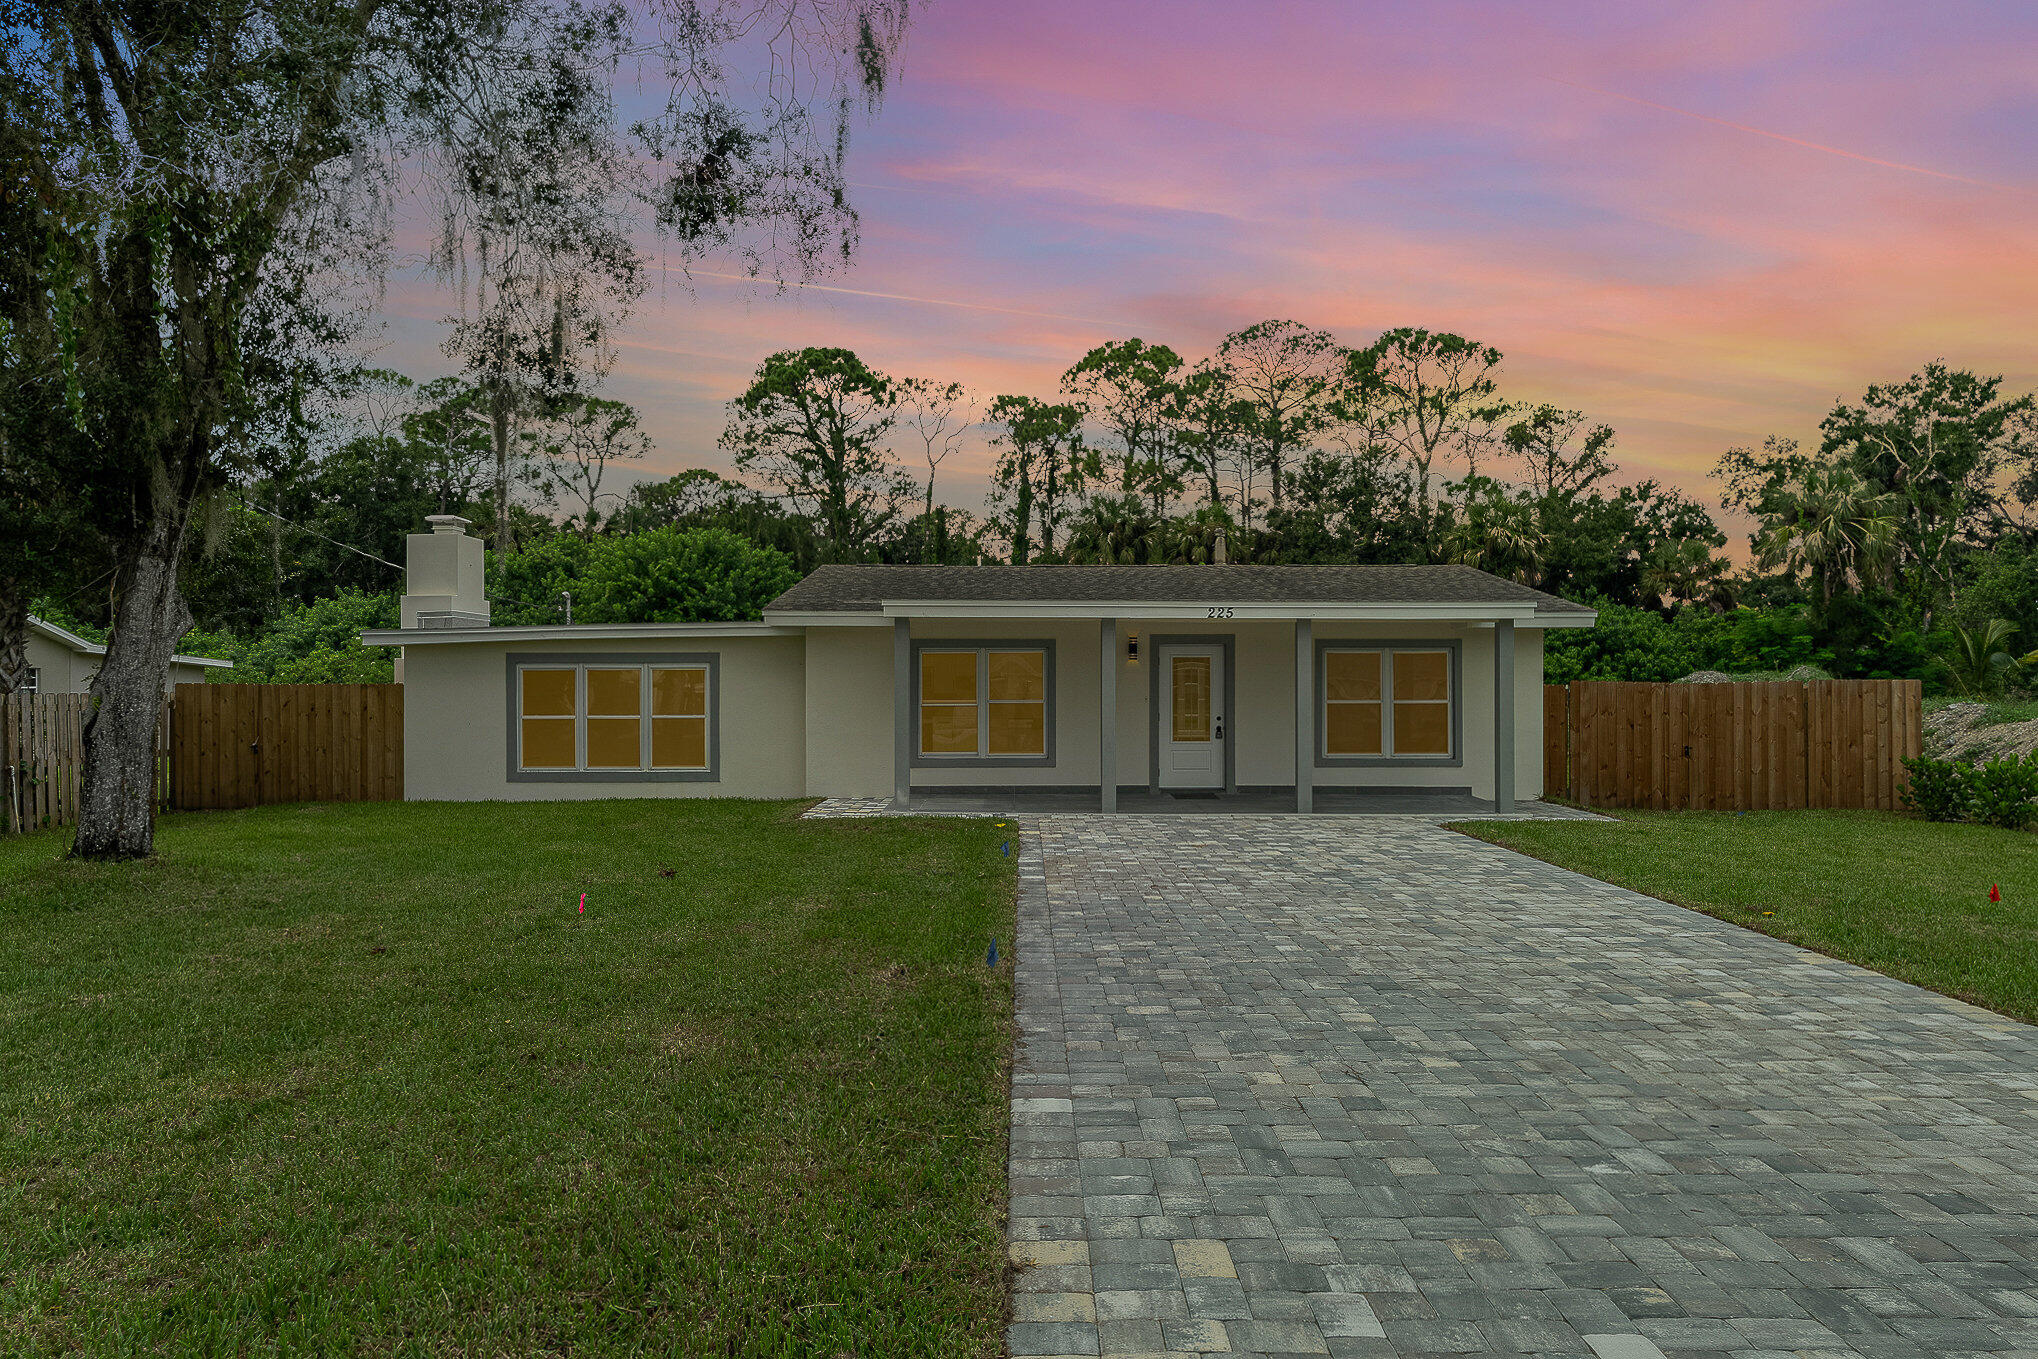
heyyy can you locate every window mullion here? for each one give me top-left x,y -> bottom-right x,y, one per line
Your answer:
576,666 -> 588,772
1382,651 -> 1395,756
977,649 -> 990,757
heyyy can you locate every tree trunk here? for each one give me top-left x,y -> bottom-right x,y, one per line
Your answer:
0,582 -> 30,695
491,383 -> 514,552
73,522 -> 190,860
1012,459 -> 1034,565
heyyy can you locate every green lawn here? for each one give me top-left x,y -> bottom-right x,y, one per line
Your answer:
1459,809 -> 2038,1023
0,800 -> 1016,1357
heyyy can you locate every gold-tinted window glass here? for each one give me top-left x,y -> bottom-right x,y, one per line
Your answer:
651,666 -> 709,769
987,650 -> 1047,756
1323,648 -> 1451,758
1322,651 -> 1382,755
919,646 -> 1049,758
1390,650 -> 1452,755
1169,655 -> 1212,742
517,662 -> 714,773
919,650 -> 980,754
521,669 -> 578,768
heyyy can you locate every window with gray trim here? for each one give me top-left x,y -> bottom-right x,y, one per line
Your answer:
506,654 -> 720,782
911,641 -> 1055,766
1318,643 -> 1459,763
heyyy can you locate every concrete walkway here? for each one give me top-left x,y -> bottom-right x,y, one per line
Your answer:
1008,817 -> 2038,1359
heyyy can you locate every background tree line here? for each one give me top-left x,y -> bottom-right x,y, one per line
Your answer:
34,322 -> 2036,702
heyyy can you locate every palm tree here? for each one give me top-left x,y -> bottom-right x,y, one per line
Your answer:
1937,618 -> 2023,697
1754,462 -> 1899,604
1062,495 -> 1160,565
1441,479 -> 1543,583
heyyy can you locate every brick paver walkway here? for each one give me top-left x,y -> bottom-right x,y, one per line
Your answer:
1007,817 -> 2038,1359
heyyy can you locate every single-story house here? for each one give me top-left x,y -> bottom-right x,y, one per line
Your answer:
24,616 -> 233,694
365,516 -> 1596,812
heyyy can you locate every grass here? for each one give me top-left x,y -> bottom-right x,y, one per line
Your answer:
1459,809 -> 2038,1023
0,800 -> 1016,1357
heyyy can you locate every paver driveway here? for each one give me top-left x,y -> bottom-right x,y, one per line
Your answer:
1007,816 -> 2038,1359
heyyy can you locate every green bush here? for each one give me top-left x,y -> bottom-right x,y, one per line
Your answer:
582,527 -> 799,623
1901,752 -> 2038,830
227,591 -> 399,683
1966,754 -> 2038,831
1900,756 -> 1970,822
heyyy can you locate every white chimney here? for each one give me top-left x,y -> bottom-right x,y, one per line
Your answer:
401,515 -> 491,629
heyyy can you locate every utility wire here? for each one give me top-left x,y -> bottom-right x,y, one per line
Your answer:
239,498 -> 568,618
236,499 -> 405,573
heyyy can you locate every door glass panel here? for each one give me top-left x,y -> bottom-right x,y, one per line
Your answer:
521,718 -> 576,768
920,704 -> 978,754
1393,651 -> 1450,701
988,650 -> 1044,701
586,716 -> 642,768
651,716 -> 707,768
651,667 -> 707,717
522,668 -> 576,717
586,668 -> 642,716
1170,656 -> 1212,742
1325,702 -> 1383,756
988,701 -> 1045,755
920,651 -> 977,704
1324,651 -> 1381,701
1393,702 -> 1450,754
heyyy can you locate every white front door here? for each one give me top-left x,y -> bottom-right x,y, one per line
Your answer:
1158,644 -> 1225,789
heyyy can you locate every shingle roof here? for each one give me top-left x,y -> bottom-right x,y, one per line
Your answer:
765,564 -> 1593,616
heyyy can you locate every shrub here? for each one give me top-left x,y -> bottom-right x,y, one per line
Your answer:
1901,752 -> 2038,830
226,591 -> 399,684
1966,754 -> 2038,831
1901,756 -> 1970,823
580,527 -> 799,623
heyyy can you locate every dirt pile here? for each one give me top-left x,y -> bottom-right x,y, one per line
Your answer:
1925,703 -> 2038,764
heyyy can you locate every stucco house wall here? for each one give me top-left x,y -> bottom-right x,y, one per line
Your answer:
402,634 -> 808,802
800,618 -> 1546,801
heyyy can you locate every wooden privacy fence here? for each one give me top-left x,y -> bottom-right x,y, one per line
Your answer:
170,684 -> 403,811
1544,679 -> 1922,811
2,693 -> 172,833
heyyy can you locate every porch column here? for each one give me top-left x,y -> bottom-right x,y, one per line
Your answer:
1098,618 -> 1117,812
1294,618 -> 1313,813
1493,619 -> 1516,814
893,617 -> 911,810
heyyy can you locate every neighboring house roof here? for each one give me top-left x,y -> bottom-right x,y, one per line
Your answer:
28,616 -> 234,670
765,564 -> 1594,618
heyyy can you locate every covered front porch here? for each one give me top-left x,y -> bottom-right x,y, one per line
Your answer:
878,611 -> 1543,815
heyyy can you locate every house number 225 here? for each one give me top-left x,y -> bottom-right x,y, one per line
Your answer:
1205,606 -> 1235,618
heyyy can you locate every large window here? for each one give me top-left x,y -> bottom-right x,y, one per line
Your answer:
1321,645 -> 1455,760
914,644 -> 1052,763
511,658 -> 715,779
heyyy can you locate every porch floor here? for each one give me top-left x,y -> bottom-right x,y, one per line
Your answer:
809,790 -> 1606,819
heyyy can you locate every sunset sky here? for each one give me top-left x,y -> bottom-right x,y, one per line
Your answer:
377,0 -> 2037,528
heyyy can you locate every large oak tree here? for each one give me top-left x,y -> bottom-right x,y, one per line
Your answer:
1,0 -> 912,858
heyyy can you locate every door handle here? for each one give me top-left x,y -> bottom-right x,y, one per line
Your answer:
1213,717 -> 1224,740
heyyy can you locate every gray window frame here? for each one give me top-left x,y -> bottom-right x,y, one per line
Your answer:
1314,639 -> 1463,769
505,652 -> 721,783
909,639 -> 1056,769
